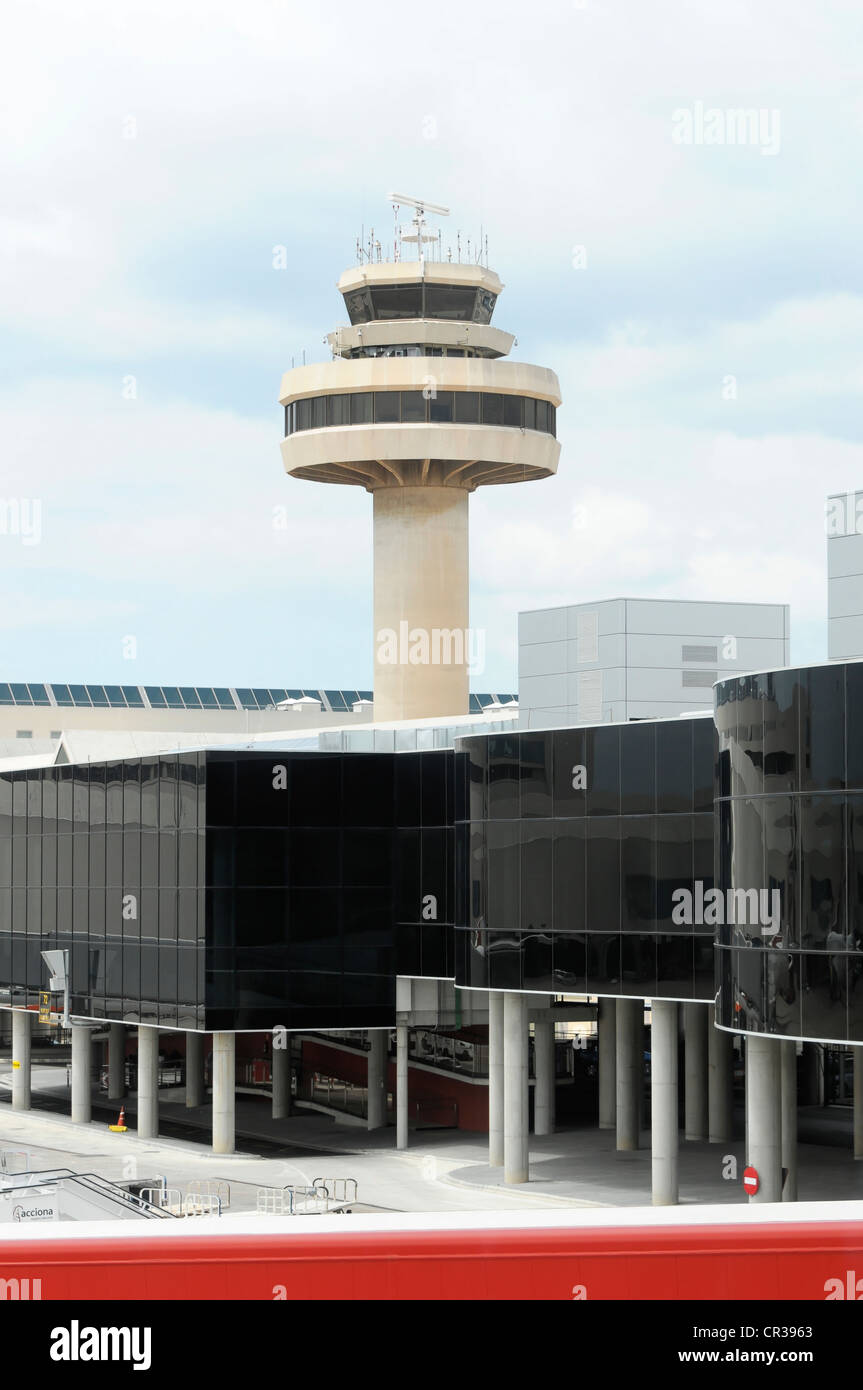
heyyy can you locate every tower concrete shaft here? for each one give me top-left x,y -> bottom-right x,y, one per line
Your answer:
373,486 -> 469,720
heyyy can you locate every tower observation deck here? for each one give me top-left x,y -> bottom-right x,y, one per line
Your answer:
279,195 -> 562,721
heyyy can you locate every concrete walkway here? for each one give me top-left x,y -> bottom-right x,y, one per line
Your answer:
3,1073 -> 863,1213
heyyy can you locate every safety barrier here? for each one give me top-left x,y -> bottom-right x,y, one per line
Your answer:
255,1181 -> 356,1215
0,1150 -> 33,1176
312,1177 -> 357,1207
185,1179 -> 230,1211
140,1185 -> 223,1217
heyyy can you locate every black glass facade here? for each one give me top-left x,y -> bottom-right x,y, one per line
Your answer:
0,750 -> 454,1033
0,754 -> 205,1029
204,751 -> 454,1031
454,720 -> 715,1001
715,661 -> 863,1043
12,672 -> 863,1041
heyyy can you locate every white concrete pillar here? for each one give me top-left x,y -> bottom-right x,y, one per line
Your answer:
367,1031 -> 387,1131
489,992 -> 504,1166
598,999 -> 616,1130
504,992 -> 529,1183
855,1048 -> 863,1161
373,486 -> 469,721
616,998 -> 641,1151
212,1032 -> 235,1155
684,1002 -> 708,1141
708,1010 -> 733,1143
396,1025 -> 409,1150
186,1031 -> 204,1109
533,1020 -> 555,1136
271,1035 -> 291,1120
781,1039 -> 797,1202
71,1023 -> 92,1124
651,1000 -> 678,1206
746,1036 -> 782,1203
137,1026 -> 159,1140
11,1010 -> 31,1111
108,1023 -> 126,1102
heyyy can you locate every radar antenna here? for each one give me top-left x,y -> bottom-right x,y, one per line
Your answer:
387,192 -> 450,264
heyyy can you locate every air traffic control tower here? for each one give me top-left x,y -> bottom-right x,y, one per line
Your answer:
279,195 -> 562,721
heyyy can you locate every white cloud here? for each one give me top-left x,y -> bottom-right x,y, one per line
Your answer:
0,0 -> 860,687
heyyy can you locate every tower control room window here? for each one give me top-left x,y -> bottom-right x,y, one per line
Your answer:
374,391 -> 400,423
342,282 -> 497,324
326,395 -> 350,426
429,391 -> 454,423
370,284 -> 423,319
350,393 -> 372,424
401,391 -> 426,423
424,285 -> 481,320
455,391 -> 481,424
285,391 -> 557,436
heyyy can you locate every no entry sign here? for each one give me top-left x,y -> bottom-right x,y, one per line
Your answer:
743,1166 -> 759,1195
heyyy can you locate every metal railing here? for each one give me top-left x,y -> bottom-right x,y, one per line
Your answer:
312,1178 -> 357,1206
186,1179 -> 230,1211
409,1029 -> 487,1076
308,1072 -> 369,1119
256,1179 -> 357,1215
140,1184 -> 224,1218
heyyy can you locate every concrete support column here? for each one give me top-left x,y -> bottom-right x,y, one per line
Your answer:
186,1032 -> 204,1109
684,1002 -> 708,1141
137,1026 -> 159,1140
367,1031 -> 387,1131
373,486 -> 469,721
396,1024 -> 409,1150
746,1036 -> 782,1203
781,1040 -> 797,1202
108,1023 -> 126,1102
212,1032 -> 235,1155
855,1048 -> 863,1161
651,1000 -> 678,1206
616,998 -> 641,1151
488,993 -> 505,1166
11,1010 -> 31,1111
271,1037 -> 291,1121
71,1023 -> 92,1125
708,1011 -> 733,1143
533,1020 -> 555,1137
598,999 -> 616,1130
504,992 -> 529,1184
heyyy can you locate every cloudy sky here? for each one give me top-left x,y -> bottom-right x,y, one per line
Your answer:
1,0 -> 861,692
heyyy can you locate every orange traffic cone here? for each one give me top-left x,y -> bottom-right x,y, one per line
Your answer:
109,1106 -> 127,1133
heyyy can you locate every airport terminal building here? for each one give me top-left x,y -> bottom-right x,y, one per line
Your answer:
2,204 -> 861,1209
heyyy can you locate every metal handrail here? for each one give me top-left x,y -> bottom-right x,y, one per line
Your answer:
0,1170 -> 174,1219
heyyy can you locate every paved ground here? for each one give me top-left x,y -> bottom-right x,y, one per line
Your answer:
3,1066 -> 863,1213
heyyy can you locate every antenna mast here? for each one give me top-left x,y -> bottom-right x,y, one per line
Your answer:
387,192 -> 450,265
